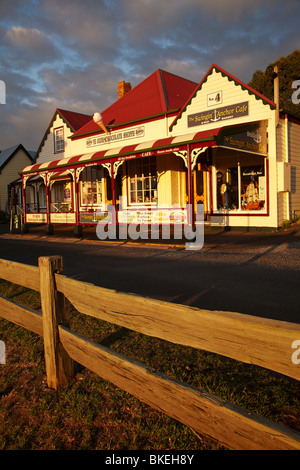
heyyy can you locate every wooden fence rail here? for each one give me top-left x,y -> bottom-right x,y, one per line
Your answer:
0,256 -> 299,450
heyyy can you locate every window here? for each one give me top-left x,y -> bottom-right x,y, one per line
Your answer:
127,156 -> 157,204
54,128 -> 64,153
241,165 -> 265,210
215,150 -> 266,212
50,180 -> 72,212
38,184 -> 46,211
80,166 -> 103,206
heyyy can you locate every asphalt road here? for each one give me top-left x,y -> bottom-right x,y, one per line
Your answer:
0,223 -> 299,323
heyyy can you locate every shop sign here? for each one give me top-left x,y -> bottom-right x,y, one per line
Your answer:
188,101 -> 249,127
86,126 -> 145,148
207,91 -> 222,107
115,146 -> 182,163
26,213 -> 47,224
50,213 -> 76,224
118,208 -> 187,225
218,122 -> 267,155
80,211 -> 111,224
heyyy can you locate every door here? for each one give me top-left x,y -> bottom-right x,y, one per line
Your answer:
194,163 -> 207,216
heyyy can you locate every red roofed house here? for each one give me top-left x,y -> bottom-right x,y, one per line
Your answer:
21,65 -> 300,238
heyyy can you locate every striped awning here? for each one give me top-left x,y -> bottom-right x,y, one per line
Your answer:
22,128 -> 222,175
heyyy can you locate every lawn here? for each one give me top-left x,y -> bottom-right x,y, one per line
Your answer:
0,278 -> 299,450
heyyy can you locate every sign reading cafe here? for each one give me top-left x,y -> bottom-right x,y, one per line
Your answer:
86,126 -> 145,148
188,101 -> 249,127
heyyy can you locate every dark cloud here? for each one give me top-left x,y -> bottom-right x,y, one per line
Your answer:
0,0 -> 299,150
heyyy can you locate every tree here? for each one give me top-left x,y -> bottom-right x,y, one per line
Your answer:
248,50 -> 300,119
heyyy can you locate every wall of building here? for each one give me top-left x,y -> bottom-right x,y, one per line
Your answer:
0,149 -> 32,211
171,68 -> 274,137
70,116 -> 172,158
289,119 -> 300,220
171,67 -> 279,228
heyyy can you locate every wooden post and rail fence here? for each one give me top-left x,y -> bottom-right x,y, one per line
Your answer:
0,255 -> 299,450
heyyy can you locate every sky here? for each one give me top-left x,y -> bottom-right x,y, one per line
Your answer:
0,0 -> 299,153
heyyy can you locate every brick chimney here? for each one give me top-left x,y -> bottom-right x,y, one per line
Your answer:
118,81 -> 131,99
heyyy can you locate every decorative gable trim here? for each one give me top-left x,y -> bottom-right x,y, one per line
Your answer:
169,64 -> 276,132
34,109 -> 91,162
35,110 -> 71,162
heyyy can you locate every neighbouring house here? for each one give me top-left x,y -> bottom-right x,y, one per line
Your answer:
20,65 -> 300,235
0,144 -> 34,214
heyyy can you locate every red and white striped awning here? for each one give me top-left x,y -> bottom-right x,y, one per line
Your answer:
22,128 -> 222,175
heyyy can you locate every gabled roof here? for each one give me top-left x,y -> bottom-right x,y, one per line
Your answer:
56,108 -> 92,131
35,108 -> 92,161
71,70 -> 198,139
0,144 -> 34,172
169,64 -> 277,131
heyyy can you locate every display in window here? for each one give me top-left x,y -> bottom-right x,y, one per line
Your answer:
217,170 -> 238,210
241,166 -> 265,210
127,156 -> 157,205
80,166 -> 103,207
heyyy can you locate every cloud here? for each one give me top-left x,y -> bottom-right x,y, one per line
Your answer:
4,25 -> 61,69
0,0 -> 299,152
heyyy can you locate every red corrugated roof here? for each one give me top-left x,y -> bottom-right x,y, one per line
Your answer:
56,108 -> 92,131
71,70 -> 198,139
34,108 -> 92,162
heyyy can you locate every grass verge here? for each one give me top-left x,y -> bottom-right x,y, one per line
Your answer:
0,279 -> 299,450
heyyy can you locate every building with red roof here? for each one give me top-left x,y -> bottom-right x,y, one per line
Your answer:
21,64 -> 300,238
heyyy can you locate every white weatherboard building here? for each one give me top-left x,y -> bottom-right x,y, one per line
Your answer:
21,64 -> 300,234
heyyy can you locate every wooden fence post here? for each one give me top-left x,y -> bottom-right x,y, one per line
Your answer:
38,255 -> 74,389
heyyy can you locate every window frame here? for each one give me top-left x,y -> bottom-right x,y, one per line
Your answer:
213,151 -> 268,214
54,127 -> 64,154
79,165 -> 104,208
126,156 -> 157,206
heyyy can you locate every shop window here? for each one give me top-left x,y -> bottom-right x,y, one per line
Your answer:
54,128 -> 64,153
51,179 -> 72,212
80,166 -> 103,207
241,165 -> 265,211
217,167 -> 238,210
38,184 -> 46,211
215,151 -> 266,212
127,156 -> 157,204
25,185 -> 37,212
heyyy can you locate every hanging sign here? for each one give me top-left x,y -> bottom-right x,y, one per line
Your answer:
50,213 -> 76,224
188,101 -> 249,127
26,213 -> 47,224
218,121 -> 268,155
80,211 -> 111,224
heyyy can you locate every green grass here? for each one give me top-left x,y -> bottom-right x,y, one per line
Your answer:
0,278 -> 299,450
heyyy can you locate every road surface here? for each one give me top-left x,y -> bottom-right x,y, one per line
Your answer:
0,224 -> 299,323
